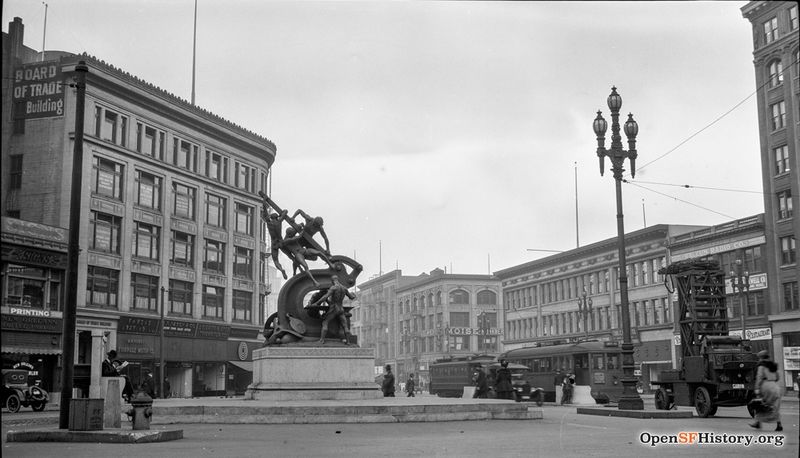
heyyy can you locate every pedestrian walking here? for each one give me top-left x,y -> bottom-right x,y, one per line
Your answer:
382,364 -> 395,397
163,377 -> 171,398
473,366 -> 489,399
749,350 -> 783,431
406,373 -> 416,397
495,360 -> 514,400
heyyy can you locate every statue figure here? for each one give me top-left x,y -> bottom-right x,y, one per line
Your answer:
278,226 -> 334,286
262,206 -> 289,280
310,275 -> 356,345
258,192 -> 362,347
293,209 -> 331,254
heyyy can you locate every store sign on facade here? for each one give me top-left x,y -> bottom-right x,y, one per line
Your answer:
12,61 -> 65,120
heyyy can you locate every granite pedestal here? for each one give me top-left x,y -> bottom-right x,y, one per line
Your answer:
246,346 -> 382,401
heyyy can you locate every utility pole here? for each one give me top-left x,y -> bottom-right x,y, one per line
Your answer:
59,61 -> 88,429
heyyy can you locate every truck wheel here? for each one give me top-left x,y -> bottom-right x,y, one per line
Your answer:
708,405 -> 718,417
694,386 -> 713,418
6,393 -> 21,413
655,388 -> 673,410
32,402 -> 46,412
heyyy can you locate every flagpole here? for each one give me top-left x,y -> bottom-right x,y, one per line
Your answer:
574,161 -> 579,248
191,0 -> 198,104
41,3 -> 48,61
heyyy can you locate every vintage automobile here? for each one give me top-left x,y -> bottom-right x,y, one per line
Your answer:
2,369 -> 49,413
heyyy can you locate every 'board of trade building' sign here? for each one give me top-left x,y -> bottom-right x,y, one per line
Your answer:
12,61 -> 65,120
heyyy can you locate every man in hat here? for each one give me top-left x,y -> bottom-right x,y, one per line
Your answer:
382,364 -> 395,397
141,370 -> 156,398
102,350 -> 133,401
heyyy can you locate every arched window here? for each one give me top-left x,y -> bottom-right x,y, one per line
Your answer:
476,290 -> 497,305
449,289 -> 469,305
428,293 -> 434,309
768,59 -> 784,88
436,291 -> 442,305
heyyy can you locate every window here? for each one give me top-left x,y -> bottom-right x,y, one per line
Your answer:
172,138 -> 198,171
86,266 -> 119,308
131,273 -> 158,311
780,236 -> 796,265
136,123 -> 164,159
763,17 -> 778,44
171,231 -> 195,266
202,285 -> 224,320
449,289 -> 469,305
89,211 -> 121,254
205,193 -> 226,228
233,246 -> 253,279
3,264 -> 63,311
203,239 -> 225,273
449,311 -> 470,327
233,290 -> 252,322
770,101 -> 786,130
172,182 -> 196,220
135,170 -> 162,210
92,156 -> 124,199
790,6 -> 798,31
94,106 -> 128,146
206,151 -> 228,183
133,222 -> 160,260
9,155 -> 22,190
234,202 -> 254,235
169,280 -> 193,315
743,246 -> 764,273
774,145 -> 790,175
777,190 -> 793,219
768,59 -> 784,88
784,281 -> 799,311
235,162 -> 255,192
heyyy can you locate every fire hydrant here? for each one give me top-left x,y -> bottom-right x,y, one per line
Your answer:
125,391 -> 153,430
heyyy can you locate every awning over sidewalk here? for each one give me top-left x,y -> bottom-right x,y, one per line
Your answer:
228,361 -> 253,372
2,346 -> 62,355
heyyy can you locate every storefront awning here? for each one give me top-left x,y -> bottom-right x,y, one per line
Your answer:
228,361 -> 253,372
2,346 -> 62,355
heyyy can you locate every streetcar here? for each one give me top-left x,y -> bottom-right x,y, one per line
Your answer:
429,355 -> 496,398
429,354 -> 539,402
499,340 -> 624,404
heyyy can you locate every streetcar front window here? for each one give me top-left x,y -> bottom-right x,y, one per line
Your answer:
607,354 -> 620,370
592,353 -> 605,370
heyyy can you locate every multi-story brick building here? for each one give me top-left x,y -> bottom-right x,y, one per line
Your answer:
1,17 -> 276,398
742,1 -> 800,387
352,269 -> 502,390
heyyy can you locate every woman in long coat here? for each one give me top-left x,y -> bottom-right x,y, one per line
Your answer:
749,350 -> 783,431
494,360 -> 514,400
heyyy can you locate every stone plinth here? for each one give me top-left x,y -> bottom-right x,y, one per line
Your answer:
246,346 -> 382,401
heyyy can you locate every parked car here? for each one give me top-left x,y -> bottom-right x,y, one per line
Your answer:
2,369 -> 49,412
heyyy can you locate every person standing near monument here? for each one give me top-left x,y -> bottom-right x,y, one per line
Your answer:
405,374 -> 416,397
310,275 -> 356,345
494,360 -> 514,400
382,365 -> 396,397
141,371 -> 156,398
473,366 -> 489,399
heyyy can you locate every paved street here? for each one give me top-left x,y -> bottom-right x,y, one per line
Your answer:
3,400 -> 797,457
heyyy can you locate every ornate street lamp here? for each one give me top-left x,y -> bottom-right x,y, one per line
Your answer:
593,86 -> 644,410
577,287 -> 593,339
729,259 -> 750,338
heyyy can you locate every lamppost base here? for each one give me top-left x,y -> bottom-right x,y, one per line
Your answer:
618,395 -> 644,411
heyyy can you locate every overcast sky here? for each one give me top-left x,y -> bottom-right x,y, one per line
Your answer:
3,1 -> 765,282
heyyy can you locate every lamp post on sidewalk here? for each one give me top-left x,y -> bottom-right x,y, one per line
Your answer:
159,286 -> 166,399
729,260 -> 750,338
592,86 -> 644,410
577,287 -> 593,339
